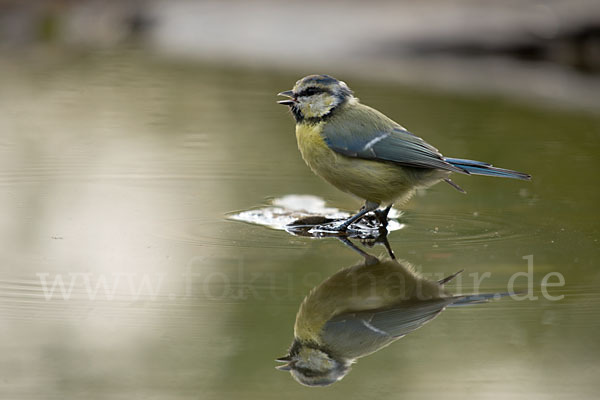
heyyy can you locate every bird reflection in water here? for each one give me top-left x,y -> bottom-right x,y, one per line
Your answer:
276,233 -> 509,387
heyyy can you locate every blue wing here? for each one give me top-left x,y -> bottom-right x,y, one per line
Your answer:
322,105 -> 468,173
321,299 -> 452,359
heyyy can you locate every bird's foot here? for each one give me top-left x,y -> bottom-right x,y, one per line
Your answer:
286,204 -> 395,237
310,220 -> 350,234
311,216 -> 381,235
373,205 -> 392,228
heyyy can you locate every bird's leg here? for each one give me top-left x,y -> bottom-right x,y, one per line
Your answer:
376,231 -> 396,260
337,237 -> 379,266
358,229 -> 396,259
374,205 -> 393,228
336,201 -> 379,232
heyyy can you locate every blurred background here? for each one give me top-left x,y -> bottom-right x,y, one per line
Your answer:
1,1 -> 599,399
2,0 -> 600,109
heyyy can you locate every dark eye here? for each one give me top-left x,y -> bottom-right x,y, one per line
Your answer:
297,87 -> 322,97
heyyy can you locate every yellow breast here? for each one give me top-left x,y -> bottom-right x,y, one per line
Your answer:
295,123 -> 418,205
295,123 -> 332,168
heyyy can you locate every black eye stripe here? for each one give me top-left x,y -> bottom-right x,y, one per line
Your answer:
296,87 -> 330,97
294,366 -> 324,378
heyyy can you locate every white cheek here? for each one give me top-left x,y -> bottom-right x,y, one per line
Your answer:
313,95 -> 337,115
310,97 -> 324,110
299,94 -> 339,117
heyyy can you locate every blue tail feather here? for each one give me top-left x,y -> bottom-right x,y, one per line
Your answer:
444,157 -> 531,181
449,292 -> 513,306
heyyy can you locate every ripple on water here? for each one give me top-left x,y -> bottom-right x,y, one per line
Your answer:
227,195 -> 534,246
0,275 -> 248,329
393,210 -> 536,248
155,195 -> 402,248
158,195 -> 536,249
155,218 -> 307,249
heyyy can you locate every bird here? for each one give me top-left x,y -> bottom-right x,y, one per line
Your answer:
275,239 -> 508,387
277,74 -> 531,231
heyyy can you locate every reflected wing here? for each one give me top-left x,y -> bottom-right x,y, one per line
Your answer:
322,105 -> 467,173
321,299 -> 452,358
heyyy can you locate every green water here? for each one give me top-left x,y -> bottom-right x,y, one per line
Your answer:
1,49 -> 599,399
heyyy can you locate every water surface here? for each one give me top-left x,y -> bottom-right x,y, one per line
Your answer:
1,50 -> 599,399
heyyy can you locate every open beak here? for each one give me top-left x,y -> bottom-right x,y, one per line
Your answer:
277,90 -> 296,106
275,355 -> 293,371
275,363 -> 292,371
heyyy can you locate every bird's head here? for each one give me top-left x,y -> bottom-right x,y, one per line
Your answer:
276,339 -> 351,387
277,74 -> 355,123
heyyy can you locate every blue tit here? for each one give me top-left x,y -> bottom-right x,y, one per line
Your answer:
278,75 -> 531,231
275,243 -> 506,387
